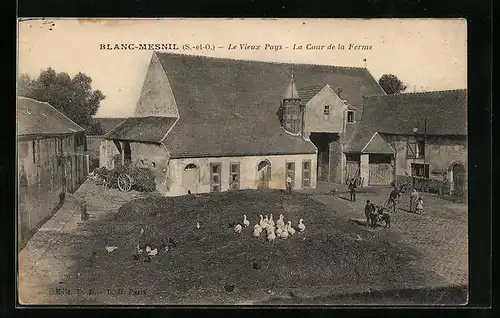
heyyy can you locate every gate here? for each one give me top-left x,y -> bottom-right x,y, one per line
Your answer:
368,154 -> 393,185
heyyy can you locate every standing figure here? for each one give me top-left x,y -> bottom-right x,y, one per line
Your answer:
285,174 -> 292,194
364,200 -> 375,226
409,188 -> 419,213
348,179 -> 357,202
416,197 -> 424,215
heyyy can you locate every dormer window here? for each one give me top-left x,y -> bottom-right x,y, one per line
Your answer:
323,105 -> 330,115
347,111 -> 355,124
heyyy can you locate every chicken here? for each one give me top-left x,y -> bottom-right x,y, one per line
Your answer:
298,219 -> 306,232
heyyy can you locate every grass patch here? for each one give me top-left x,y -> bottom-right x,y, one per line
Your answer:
59,190 -> 445,304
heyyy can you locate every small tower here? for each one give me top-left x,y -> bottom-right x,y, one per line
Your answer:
279,68 -> 302,134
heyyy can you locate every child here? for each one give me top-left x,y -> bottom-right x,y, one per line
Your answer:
364,200 -> 373,226
409,188 -> 419,212
416,197 -> 424,215
348,179 -> 357,202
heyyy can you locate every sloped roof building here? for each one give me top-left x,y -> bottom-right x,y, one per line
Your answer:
101,52 -> 384,195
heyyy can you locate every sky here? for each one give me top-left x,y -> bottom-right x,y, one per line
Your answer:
18,19 -> 467,118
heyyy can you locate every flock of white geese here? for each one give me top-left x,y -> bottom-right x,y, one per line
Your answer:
233,214 -> 306,243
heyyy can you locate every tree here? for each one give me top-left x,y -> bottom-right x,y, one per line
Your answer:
17,68 -> 105,135
378,74 -> 407,94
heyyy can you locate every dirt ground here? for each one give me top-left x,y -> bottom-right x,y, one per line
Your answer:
18,180 -> 468,305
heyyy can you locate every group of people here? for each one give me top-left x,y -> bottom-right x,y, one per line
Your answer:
387,185 -> 424,215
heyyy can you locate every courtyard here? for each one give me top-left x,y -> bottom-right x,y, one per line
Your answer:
18,180 -> 468,305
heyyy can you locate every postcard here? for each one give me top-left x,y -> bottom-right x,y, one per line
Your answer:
17,18 -> 467,305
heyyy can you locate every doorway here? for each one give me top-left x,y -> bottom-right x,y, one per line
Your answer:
309,132 -> 340,182
452,163 -> 465,196
183,163 -> 200,194
123,142 -> 132,165
257,160 -> 271,189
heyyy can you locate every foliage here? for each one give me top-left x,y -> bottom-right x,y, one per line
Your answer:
93,165 -> 156,192
17,68 -> 105,134
378,74 -> 407,94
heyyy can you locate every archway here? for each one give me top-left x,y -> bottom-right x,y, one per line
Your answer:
183,163 -> 200,194
257,160 -> 271,189
452,163 -> 465,196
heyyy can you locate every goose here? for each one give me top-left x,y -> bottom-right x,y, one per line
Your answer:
254,224 -> 262,232
136,244 -> 143,254
105,246 -> 118,253
243,215 -> 250,227
140,228 -> 144,235
280,225 -> 289,239
234,224 -> 243,234
196,222 -> 200,229
266,224 -> 274,234
298,219 -> 306,232
145,246 -> 152,253
264,215 -> 269,226
259,215 -> 266,229
287,221 -> 296,236
253,228 -> 261,238
267,228 -> 276,243
268,214 -> 275,227
276,227 -> 283,237
276,214 -> 285,229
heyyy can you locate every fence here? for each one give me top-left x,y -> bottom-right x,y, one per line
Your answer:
395,174 -> 454,196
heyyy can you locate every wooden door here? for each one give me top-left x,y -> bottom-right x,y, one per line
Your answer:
368,154 -> 393,186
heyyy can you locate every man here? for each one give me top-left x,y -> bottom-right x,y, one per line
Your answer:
387,185 -> 400,212
348,179 -> 357,202
364,200 -> 375,226
409,188 -> 419,213
285,175 -> 292,194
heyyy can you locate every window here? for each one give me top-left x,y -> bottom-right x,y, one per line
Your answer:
229,162 -> 240,190
185,163 -> 198,170
347,111 -> 355,123
411,163 -> 429,178
210,162 -> 221,192
286,161 -> 295,187
323,105 -> 330,115
302,160 -> 311,188
407,141 -> 425,159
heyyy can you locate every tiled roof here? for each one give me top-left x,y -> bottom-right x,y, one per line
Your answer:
105,116 -> 177,143
93,117 -> 128,135
154,53 -> 384,158
17,96 -> 84,137
346,89 -> 467,153
298,85 -> 325,105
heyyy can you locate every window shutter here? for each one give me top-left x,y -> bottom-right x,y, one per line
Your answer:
407,142 -> 416,158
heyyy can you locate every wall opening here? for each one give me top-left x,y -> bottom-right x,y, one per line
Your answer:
309,132 -> 340,182
257,160 -> 271,189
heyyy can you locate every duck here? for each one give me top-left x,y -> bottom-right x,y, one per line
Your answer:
243,215 -> 250,227
264,215 -> 269,226
145,246 -> 152,253
259,215 -> 266,229
298,219 -> 306,232
234,224 -> 243,234
287,221 -> 296,236
280,225 -> 289,239
254,224 -> 262,232
196,222 -> 200,229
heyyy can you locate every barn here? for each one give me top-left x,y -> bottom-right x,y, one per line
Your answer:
345,89 -> 467,195
100,52 -> 384,195
17,96 -> 88,248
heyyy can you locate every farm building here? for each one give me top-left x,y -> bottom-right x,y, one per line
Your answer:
17,96 -> 88,248
345,89 -> 467,195
85,117 -> 126,170
100,52 -> 384,196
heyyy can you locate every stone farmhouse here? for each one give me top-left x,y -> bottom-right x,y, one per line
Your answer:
100,52 -> 384,196
345,89 -> 467,195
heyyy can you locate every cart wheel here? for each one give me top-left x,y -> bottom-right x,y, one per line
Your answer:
118,173 -> 133,192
